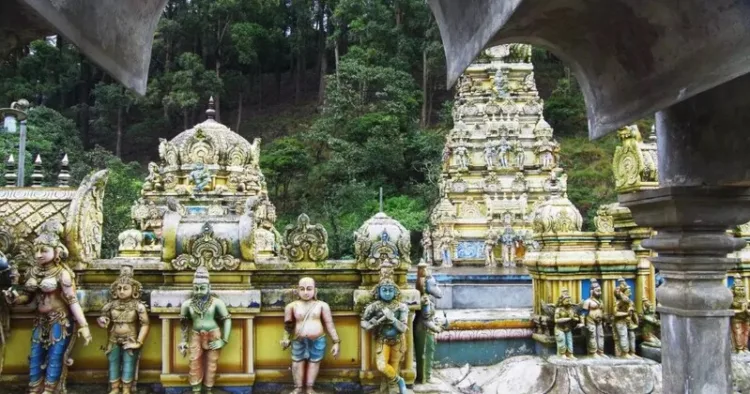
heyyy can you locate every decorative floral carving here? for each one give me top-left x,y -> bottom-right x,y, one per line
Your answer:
172,223 -> 239,271
612,125 -> 659,193
282,213 -> 329,262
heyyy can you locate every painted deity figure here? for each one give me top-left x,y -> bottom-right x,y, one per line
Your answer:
483,142 -> 496,170
640,299 -> 661,349
553,289 -> 581,359
613,278 -> 639,358
581,279 -> 605,357
98,266 -> 150,394
500,226 -> 516,267
361,272 -> 409,394
178,267 -> 232,393
2,220 -> 92,394
441,140 -> 452,172
414,262 -> 445,384
731,276 -> 750,353
484,227 -> 499,267
437,227 -> 453,267
143,162 -> 163,191
281,277 -> 341,394
512,140 -> 525,168
189,163 -> 212,193
420,228 -> 433,265
454,143 -> 469,171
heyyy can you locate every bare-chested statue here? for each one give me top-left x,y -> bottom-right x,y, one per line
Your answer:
281,277 -> 341,394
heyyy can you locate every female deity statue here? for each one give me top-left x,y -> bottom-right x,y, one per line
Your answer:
98,266 -> 150,394
437,228 -> 453,267
2,219 -> 92,394
414,262 -> 446,384
730,275 -> 750,353
361,270 -> 409,394
553,288 -> 581,359
484,228 -> 499,267
281,277 -> 340,394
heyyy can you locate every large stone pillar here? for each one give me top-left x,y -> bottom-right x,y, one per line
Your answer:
620,73 -> 750,393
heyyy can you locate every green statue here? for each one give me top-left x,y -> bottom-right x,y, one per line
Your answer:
640,299 -> 661,349
414,261 -> 446,384
361,266 -> 409,394
177,267 -> 232,393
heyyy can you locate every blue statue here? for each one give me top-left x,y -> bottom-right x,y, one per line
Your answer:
189,163 -> 212,193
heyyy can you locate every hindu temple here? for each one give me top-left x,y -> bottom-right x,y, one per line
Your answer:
4,41 -> 750,394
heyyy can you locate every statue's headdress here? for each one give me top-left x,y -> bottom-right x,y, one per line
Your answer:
33,219 -> 68,260
590,278 -> 601,290
193,266 -> 210,285
110,264 -> 143,299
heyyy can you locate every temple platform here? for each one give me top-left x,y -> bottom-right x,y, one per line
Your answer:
407,266 -> 532,309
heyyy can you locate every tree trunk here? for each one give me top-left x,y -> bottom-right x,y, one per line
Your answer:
183,110 -> 189,130
235,92 -> 243,132
295,55 -> 302,105
317,0 -> 327,106
421,48 -> 429,128
116,105 -> 123,158
334,41 -> 340,84
428,78 -> 435,126
78,56 -> 92,149
258,67 -> 263,110
215,58 -> 221,122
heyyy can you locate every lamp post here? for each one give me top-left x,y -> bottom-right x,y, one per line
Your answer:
0,99 -> 30,187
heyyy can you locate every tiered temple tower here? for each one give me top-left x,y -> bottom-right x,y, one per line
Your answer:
429,44 -> 566,267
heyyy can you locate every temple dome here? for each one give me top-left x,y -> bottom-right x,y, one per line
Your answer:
357,212 -> 410,243
158,98 -> 259,169
531,173 -> 583,234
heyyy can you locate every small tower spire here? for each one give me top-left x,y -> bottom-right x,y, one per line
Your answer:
57,153 -> 70,187
31,154 -> 43,187
206,96 -> 216,120
4,155 -> 16,187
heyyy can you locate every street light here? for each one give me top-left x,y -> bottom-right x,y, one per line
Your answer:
0,99 -> 30,187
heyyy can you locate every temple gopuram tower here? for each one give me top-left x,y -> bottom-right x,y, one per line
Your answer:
429,44 -> 567,267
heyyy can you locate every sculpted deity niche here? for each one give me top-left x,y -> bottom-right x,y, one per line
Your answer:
360,266 -> 409,394
437,226 -> 454,267
281,277 -> 340,394
189,163 -> 213,194
3,219 -> 92,394
483,141 -> 497,170
500,226 -> 516,267
178,267 -> 232,394
98,266 -> 150,394
484,227 -> 499,267
454,142 -> 469,171
250,195 -> 282,258
420,227 -> 433,265
414,262 -> 446,384
730,275 -> 750,353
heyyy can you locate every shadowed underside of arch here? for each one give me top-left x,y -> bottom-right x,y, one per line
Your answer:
428,0 -> 750,138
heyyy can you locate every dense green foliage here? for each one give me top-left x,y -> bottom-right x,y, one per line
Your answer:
0,0 -> 625,256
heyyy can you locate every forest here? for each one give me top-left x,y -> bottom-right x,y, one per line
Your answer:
0,0 -> 632,258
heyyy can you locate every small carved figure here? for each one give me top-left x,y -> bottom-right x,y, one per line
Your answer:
454,143 -> 469,171
98,266 -> 150,394
731,276 -> 750,353
281,277 -> 340,394
178,267 -> 232,393
2,220 -> 92,393
484,227 -> 499,267
483,142 -> 496,170
361,269 -> 409,394
497,138 -> 510,168
554,288 -> 581,359
437,227 -> 453,267
581,279 -> 605,357
512,140 -> 525,168
189,163 -> 212,193
613,278 -> 639,358
420,227 -> 433,265
441,143 -> 452,172
500,226 -> 516,267
414,262 -> 446,384
142,162 -> 163,191
640,299 -> 661,349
